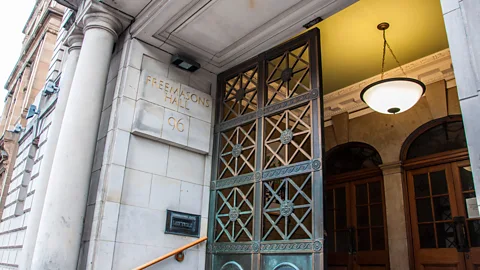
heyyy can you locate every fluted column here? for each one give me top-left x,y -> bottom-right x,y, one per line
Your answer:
30,12 -> 122,270
20,33 -> 84,270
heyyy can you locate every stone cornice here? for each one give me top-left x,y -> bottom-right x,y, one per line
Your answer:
4,23 -> 61,90
54,0 -> 82,11
379,161 -> 403,175
323,49 -> 454,124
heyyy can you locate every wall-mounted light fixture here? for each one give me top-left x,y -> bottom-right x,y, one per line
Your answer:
13,125 -> 23,133
43,80 -> 59,96
360,22 -> 425,115
171,55 -> 201,72
26,105 -> 40,119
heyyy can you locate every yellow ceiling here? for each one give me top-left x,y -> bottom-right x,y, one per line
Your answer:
314,0 -> 449,94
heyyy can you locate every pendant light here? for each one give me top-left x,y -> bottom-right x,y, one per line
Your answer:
360,22 -> 426,114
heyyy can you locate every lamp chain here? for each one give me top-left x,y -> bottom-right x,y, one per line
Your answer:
381,30 -> 408,79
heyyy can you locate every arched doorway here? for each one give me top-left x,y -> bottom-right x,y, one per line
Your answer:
325,142 -> 389,269
402,116 -> 480,269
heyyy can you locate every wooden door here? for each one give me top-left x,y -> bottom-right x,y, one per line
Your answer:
326,183 -> 353,270
326,176 -> 389,270
352,177 -> 389,269
451,161 -> 480,270
407,164 -> 467,269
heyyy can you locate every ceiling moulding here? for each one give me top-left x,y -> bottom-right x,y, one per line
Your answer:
130,0 -> 356,74
323,49 -> 454,126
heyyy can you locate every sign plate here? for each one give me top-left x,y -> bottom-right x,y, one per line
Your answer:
132,70 -> 213,154
165,210 -> 201,237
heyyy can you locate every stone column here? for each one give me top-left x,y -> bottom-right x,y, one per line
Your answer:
30,12 -> 122,270
0,132 -> 20,218
440,0 -> 480,208
380,162 -> 410,270
20,33 -> 84,270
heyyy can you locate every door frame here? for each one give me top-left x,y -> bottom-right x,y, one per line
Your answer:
325,168 -> 389,269
402,149 -> 470,269
208,28 -> 324,270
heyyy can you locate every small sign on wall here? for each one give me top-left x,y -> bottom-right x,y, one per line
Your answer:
466,198 -> 480,218
132,70 -> 213,154
165,210 -> 201,238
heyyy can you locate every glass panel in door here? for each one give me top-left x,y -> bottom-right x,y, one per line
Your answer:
352,178 -> 388,269
408,164 -> 466,269
452,161 -> 480,269
326,184 -> 351,270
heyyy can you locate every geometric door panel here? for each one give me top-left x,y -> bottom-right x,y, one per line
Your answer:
208,29 -> 324,270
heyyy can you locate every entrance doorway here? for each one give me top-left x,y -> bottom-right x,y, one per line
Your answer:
403,117 -> 480,269
209,29 -> 324,270
325,143 -> 389,269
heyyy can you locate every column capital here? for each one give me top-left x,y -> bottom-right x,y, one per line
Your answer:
66,30 -> 84,53
83,11 -> 123,40
379,161 -> 403,175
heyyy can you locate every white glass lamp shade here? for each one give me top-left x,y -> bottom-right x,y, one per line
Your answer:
360,78 -> 426,114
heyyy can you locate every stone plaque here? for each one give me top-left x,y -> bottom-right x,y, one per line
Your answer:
133,70 -> 213,154
165,210 -> 201,237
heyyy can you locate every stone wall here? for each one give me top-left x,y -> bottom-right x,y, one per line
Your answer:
78,35 -> 216,270
440,0 -> 480,211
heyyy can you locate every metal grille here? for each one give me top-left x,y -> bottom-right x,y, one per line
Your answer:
219,122 -> 257,179
209,29 -> 323,270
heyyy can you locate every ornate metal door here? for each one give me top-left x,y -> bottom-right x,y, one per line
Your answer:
207,29 -> 324,270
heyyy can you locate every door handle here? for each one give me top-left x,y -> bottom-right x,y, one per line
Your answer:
348,226 -> 356,255
453,216 -> 469,252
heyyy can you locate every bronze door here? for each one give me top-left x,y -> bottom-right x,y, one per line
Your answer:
208,29 -> 324,270
407,162 -> 480,269
326,176 -> 389,269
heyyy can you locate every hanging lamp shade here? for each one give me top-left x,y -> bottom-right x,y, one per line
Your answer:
360,23 -> 426,115
361,78 -> 425,114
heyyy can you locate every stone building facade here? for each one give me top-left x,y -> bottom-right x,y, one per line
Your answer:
0,0 -> 478,269
0,1 -> 65,268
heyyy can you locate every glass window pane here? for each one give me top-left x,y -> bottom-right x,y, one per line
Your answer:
327,230 -> 335,253
416,198 -> 433,223
358,229 -> 370,251
371,227 -> 385,250
370,204 -> 384,226
335,188 -> 346,209
436,222 -> 456,248
336,230 -> 349,252
336,209 -> 347,229
414,173 -> 430,197
326,209 -> 334,233
433,196 -> 452,221
460,166 -> 475,191
406,121 -> 466,159
356,184 -> 368,205
326,190 -> 334,209
357,206 -> 369,227
419,224 -> 436,248
369,182 -> 382,203
431,170 -> 448,195
468,220 -> 480,247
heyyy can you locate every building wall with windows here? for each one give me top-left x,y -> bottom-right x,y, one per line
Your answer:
0,1 -> 66,268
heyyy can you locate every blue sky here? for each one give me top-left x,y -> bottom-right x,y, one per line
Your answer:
0,0 -> 36,113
